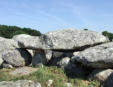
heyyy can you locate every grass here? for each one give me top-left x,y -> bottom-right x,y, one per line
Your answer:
0,66 -> 103,87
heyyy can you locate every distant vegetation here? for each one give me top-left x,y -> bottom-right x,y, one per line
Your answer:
0,25 -> 41,38
84,29 -> 88,31
102,31 -> 113,41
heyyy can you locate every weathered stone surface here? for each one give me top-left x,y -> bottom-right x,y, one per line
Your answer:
2,48 -> 32,67
13,34 -> 50,49
104,72 -> 113,87
46,79 -> 53,87
12,29 -> 109,67
88,69 -> 113,82
57,57 -> 85,78
0,80 -> 41,87
57,57 -> 71,69
0,58 -> 3,66
53,51 -> 64,58
0,37 -> 32,67
32,50 -> 47,67
89,69 -> 113,87
45,29 -> 109,50
64,82 -> 73,87
0,37 -> 19,49
44,50 -> 52,61
27,49 -> 34,57
0,37 -> 19,66
2,62 -> 13,69
71,42 -> 113,68
64,61 -> 85,78
13,29 -> 109,50
49,51 -> 72,66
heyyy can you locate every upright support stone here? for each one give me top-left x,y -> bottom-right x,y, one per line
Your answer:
32,50 -> 47,67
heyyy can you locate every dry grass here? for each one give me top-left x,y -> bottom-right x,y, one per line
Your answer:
0,66 -> 103,87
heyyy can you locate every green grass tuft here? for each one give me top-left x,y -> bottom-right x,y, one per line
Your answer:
0,66 -> 103,87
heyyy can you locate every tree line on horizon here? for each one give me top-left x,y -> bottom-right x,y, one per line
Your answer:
0,25 -> 41,38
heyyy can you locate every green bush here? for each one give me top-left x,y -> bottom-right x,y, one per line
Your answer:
0,25 -> 41,38
102,31 -> 113,41
84,29 -> 88,30
10,30 -> 27,38
23,28 -> 41,36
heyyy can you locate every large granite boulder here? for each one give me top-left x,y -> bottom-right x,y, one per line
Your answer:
88,69 -> 113,87
13,29 -> 109,50
90,69 -> 113,87
0,37 -> 19,66
0,80 -> 41,87
13,34 -> 50,49
2,48 -> 32,67
12,29 -> 109,66
71,42 -> 113,68
45,29 -> 109,50
88,69 -> 113,82
0,37 -> 32,67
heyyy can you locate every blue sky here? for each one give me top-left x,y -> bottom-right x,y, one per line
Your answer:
0,0 -> 113,33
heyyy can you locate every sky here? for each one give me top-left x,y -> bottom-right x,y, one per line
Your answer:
0,0 -> 113,33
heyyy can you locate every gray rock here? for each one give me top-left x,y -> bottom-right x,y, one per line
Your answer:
57,57 -> 71,69
12,29 -> 108,67
88,69 -> 113,82
71,42 -> 113,68
32,50 -> 47,67
104,72 -> 113,87
64,83 -> 73,87
13,34 -> 50,49
2,48 -> 32,67
0,80 -> 41,87
48,51 -> 63,66
45,29 -> 109,50
49,51 -> 72,66
44,50 -> 52,61
0,57 -> 3,66
2,63 -> 13,69
57,57 -> 85,78
13,35 -> 53,66
0,37 -> 19,49
12,29 -> 109,50
89,69 -> 113,87
65,62 -> 85,78
0,37 -> 19,66
27,49 -> 34,57
46,79 -> 53,87
48,51 -> 84,78
53,51 -> 64,58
